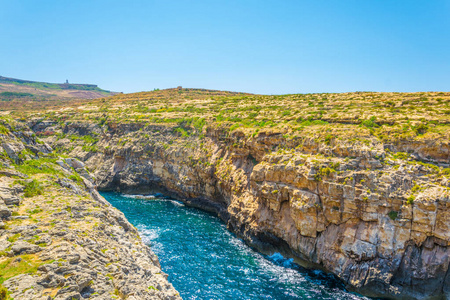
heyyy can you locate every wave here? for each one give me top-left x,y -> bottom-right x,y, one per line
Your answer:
122,194 -> 156,199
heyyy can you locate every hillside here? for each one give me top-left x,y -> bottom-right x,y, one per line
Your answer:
0,119 -> 180,299
1,88 -> 450,299
0,76 -> 117,111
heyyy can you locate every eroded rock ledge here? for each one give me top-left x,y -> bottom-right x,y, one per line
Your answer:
40,120 -> 450,300
0,125 -> 180,299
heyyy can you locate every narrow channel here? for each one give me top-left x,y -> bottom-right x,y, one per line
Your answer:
102,192 -> 370,300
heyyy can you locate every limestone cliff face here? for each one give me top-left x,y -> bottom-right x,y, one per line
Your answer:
42,121 -> 450,300
0,121 -> 180,300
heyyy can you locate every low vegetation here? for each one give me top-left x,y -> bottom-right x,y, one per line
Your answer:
0,255 -> 44,285
5,88 -> 448,146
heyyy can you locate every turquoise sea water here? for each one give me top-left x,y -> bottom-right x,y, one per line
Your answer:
102,192 -> 369,300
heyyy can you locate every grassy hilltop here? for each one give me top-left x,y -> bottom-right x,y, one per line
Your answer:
8,87 -> 449,148
3,87 -> 450,179
0,76 -> 116,111
0,87 -> 449,299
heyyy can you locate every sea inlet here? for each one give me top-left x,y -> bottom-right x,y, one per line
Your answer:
102,192 -> 369,300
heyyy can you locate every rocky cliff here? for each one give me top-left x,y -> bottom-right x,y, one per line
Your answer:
0,120 -> 181,299
34,117 -> 449,300
5,89 -> 450,300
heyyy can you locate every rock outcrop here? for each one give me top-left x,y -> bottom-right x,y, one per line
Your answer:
0,122 -> 180,300
41,120 -> 450,300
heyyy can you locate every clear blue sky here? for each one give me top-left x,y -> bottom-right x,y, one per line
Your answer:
1,0 -> 449,94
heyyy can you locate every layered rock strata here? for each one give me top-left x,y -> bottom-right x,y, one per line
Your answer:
0,124 -> 180,300
40,120 -> 450,300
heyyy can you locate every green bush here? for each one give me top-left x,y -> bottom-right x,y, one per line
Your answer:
412,123 -> 428,135
361,116 -> 379,128
388,211 -> 398,220
411,184 -> 422,193
174,127 -> 190,137
393,152 -> 409,160
319,167 -> 336,178
23,179 -> 44,197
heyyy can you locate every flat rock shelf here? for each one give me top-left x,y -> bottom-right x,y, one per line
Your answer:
102,192 -> 370,300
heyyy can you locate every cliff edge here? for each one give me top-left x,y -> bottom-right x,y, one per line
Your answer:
6,89 -> 450,299
0,120 -> 180,299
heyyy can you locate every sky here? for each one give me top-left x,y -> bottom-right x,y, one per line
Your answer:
0,0 -> 449,94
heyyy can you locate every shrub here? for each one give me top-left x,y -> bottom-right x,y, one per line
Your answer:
412,123 -> 428,135
319,167 -> 336,177
411,184 -> 422,193
388,211 -> 398,220
174,127 -> 190,137
393,152 -> 409,160
361,116 -> 379,128
23,179 -> 44,197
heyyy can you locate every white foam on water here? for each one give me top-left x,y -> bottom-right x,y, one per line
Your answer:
169,200 -> 185,207
137,225 -> 159,242
121,194 -> 156,200
106,192 -> 372,300
122,194 -> 139,198
135,195 -> 156,200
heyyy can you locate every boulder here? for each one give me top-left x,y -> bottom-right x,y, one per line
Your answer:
1,142 -> 25,162
65,158 -> 85,169
11,241 -> 41,254
0,201 -> 11,218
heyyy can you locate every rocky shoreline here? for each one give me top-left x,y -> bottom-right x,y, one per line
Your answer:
0,124 -> 180,299
1,102 -> 450,300
38,120 -> 450,300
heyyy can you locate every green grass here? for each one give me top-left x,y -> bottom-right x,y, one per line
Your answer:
27,208 -> 43,215
7,233 -> 21,243
0,91 -> 35,98
69,134 -> 99,153
68,174 -> 84,185
0,125 -> 9,135
0,77 -> 109,92
0,255 -> 46,284
69,134 -> 99,144
14,158 -> 61,176
175,127 -> 190,137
